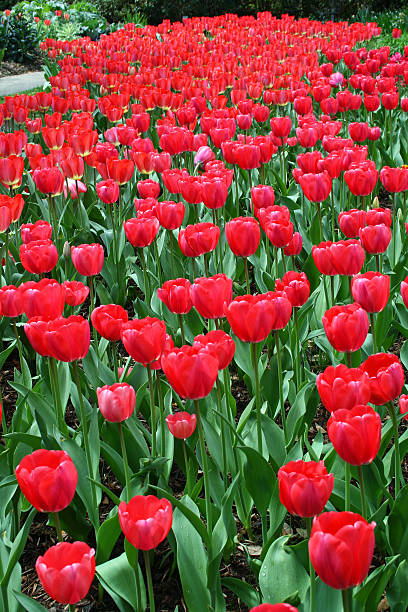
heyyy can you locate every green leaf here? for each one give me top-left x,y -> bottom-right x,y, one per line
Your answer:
238,446 -> 275,517
172,496 -> 211,612
1,507 -> 36,587
259,536 -> 309,604
221,577 -> 260,608
387,559 -> 408,612
388,484 -> 408,560
13,591 -> 48,612
96,552 -> 145,612
96,511 -> 121,564
354,555 -> 399,610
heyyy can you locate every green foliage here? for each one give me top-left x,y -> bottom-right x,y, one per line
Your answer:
0,12 -> 38,64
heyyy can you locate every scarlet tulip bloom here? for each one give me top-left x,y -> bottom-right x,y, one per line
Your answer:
0,285 -> 24,317
338,209 -> 366,238
137,179 -> 160,199
270,116 -> 292,143
21,219 -> 52,244
24,317 -> 53,357
124,216 -> 160,248
298,171 -> 332,202
166,412 -> 197,439
309,511 -> 375,590
327,404 -> 381,465
201,177 -> 228,209
33,167 -> 65,196
366,208 -> 391,227
349,122 -> 369,142
20,239 -> 58,275
63,280 -> 89,306
91,304 -> 128,341
0,155 -> 24,188
225,217 -> 261,257
118,495 -> 173,550
36,542 -> 95,604
44,316 -> 90,362
193,329 -> 235,370
401,275 -> 408,308
329,240 -> 365,276
121,317 -> 166,365
251,185 -> 275,211
183,222 -> 220,256
380,166 -> 408,193
107,158 -> 134,184
312,241 -> 338,276
316,364 -> 371,413
278,460 -> 334,517
322,303 -> 369,353
360,353 -> 404,405
22,278 -> 65,319
359,224 -> 391,254
16,449 -> 78,512
96,179 -> 120,204
344,163 -> 378,196
250,605 -> 299,612
284,232 -> 302,256
275,271 -> 310,307
161,345 -> 219,399
399,395 -> 408,420
0,193 -> 24,222
351,272 -> 390,313
71,243 -> 104,277
191,274 -> 233,320
225,294 -> 277,343
156,200 -> 185,230
157,278 -> 192,314
97,383 -> 135,422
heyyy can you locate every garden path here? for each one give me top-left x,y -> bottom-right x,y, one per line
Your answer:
0,71 -> 45,96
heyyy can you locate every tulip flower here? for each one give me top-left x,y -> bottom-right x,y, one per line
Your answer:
0,284 -> 24,318
191,274 -> 233,320
91,304 -> 128,342
316,364 -> 370,413
21,278 -> 65,319
21,219 -> 52,244
71,243 -> 104,277
63,280 -> 89,307
250,606 -> 299,612
20,239 -> 58,275
278,460 -> 334,517
327,405 -> 381,466
322,303 -> 369,356
36,542 -> 95,604
166,412 -> 196,439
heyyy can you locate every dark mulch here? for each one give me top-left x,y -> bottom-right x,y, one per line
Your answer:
0,58 -> 43,78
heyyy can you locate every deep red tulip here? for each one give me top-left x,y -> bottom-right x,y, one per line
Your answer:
322,303 -> 369,352
0,155 -> 24,188
63,280 -> 89,306
16,449 -> 77,512
20,239 -> 58,275
359,224 -> 391,254
191,274 -> 233,319
124,217 -> 160,248
183,222 -> 220,256
137,179 -> 160,199
338,209 -> 367,238
161,345 -> 219,399
157,278 -> 192,314
344,163 -> 378,196
297,151 -> 323,174
0,284 -> 24,317
91,304 -> 128,341
24,317 -> 53,357
0,193 -> 24,222
121,317 -> 166,365
225,217 -> 260,257
284,232 -> 303,256
275,271 -> 310,307
60,156 -> 84,180
118,495 -> 173,550
193,329 -> 235,370
44,315 -> 90,362
36,542 -> 95,604
309,511 -> 375,589
349,122 -> 369,142
71,243 -> 104,277
351,272 -> 390,313
166,412 -> 197,439
328,404 -> 381,465
360,353 -> 404,405
380,166 -> 408,193
251,184 -> 275,211
22,278 -> 65,319
311,242 -> 338,276
366,207 -> 392,227
278,460 -> 334,517
107,158 -> 134,184
270,116 -> 292,143
399,395 -> 408,420
21,220 -> 52,244
401,275 -> 408,308
156,200 -> 185,230
33,167 -> 65,196
97,383 -> 135,422
328,240 -> 365,276
225,294 -> 277,343
316,364 -> 371,413
298,171 -> 332,202
96,179 -> 120,204
250,605 -> 299,612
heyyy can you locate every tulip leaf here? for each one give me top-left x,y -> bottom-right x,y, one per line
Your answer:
238,446 -> 275,517
172,495 -> 211,612
259,536 -> 309,604
221,577 -> 261,608
96,552 -> 146,612
12,591 -> 48,612
388,484 -> 408,560
387,559 -> 408,612
1,507 -> 36,587
354,555 -> 399,611
96,510 -> 121,564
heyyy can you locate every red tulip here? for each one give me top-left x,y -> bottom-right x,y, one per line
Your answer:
351,272 -> 390,313
137,179 -> 160,199
96,179 -> 120,204
161,345 -> 219,399
157,278 -> 192,314
250,605 -> 299,612
124,217 -> 160,248
338,209 -> 366,238
298,171 -> 332,202
118,494 -> 173,550
366,207 -> 391,227
36,541 -> 95,604
44,315 -> 90,362
97,382 -> 135,422
278,460 -> 334,517
349,122 -> 369,142
156,200 -> 185,230
225,217 -> 260,257
328,239 -> 365,276
251,184 -> 275,211
201,176 -> 228,209
225,294 -> 276,343
107,158 -> 135,184
16,449 -> 77,512
166,412 -> 197,439
327,404 -> 381,465
20,239 -> 58,274
0,155 -> 24,188
24,317 -> 53,357
401,275 -> 408,308
71,243 -> 104,277
344,162 -> 378,196
0,193 -> 24,222
193,329 -> 235,370
322,303 -> 369,353
121,317 -> 166,365
191,274 -> 233,319
359,224 -> 391,254
360,353 -> 404,405
284,232 -> 302,256
399,395 -> 408,420
21,219 -> 52,244
22,278 -> 65,319
183,222 -> 220,256
91,304 -> 128,341
33,167 -> 65,196
63,280 -> 89,306
275,271 -> 310,307
0,284 -> 24,317
309,511 -> 375,590
316,364 -> 371,413
380,166 -> 408,193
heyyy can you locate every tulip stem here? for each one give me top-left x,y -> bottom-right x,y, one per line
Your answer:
153,239 -> 162,286
134,549 -> 142,612
49,357 -> 67,436
294,306 -> 301,389
118,422 -> 131,501
204,253 -> 209,276
156,371 -> 165,459
72,360 -> 98,524
109,204 -> 121,300
169,231 -> 175,278
143,550 -> 155,612
177,314 -> 185,345
306,517 -> 316,612
330,276 -> 335,307
4,230 -> 10,284
358,464 -> 367,519
52,512 -> 63,542
369,313 -> 377,353
194,399 -> 212,536
244,257 -> 250,294
273,245 -> 279,280
216,377 -> 228,491
182,440 -> 192,495
345,462 -> 351,511
139,248 -> 150,304
346,352 -> 352,368
316,203 -> 323,242
387,401 -> 401,495
250,342 -> 263,455
275,331 -> 288,444
112,342 -> 119,381
234,170 -> 240,216
342,588 -> 352,612
331,189 -> 335,241
147,365 -> 157,458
